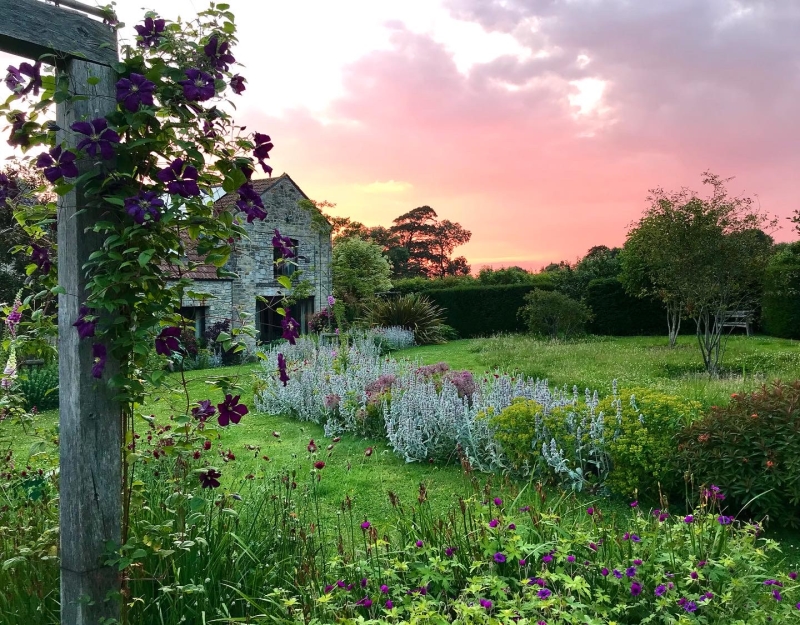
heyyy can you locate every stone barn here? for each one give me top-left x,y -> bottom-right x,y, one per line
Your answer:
172,173 -> 332,348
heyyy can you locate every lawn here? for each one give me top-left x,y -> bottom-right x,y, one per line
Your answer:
401,334 -> 800,406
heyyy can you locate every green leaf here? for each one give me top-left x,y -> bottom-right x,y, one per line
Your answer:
277,275 -> 292,289
105,197 -> 125,207
138,249 -> 155,267
50,285 -> 66,295
87,76 -> 101,86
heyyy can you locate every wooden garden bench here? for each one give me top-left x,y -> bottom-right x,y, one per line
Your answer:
722,310 -> 753,336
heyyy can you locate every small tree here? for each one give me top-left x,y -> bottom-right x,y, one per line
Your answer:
332,236 -> 392,310
517,290 -> 593,339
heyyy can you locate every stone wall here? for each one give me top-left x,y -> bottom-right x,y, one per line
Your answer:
170,279 -> 233,327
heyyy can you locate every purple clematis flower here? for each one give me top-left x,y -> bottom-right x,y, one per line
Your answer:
5,61 -> 41,96
71,118 -> 120,159
204,36 -> 236,72
179,68 -> 215,102
134,16 -> 166,47
116,73 -> 156,112
36,145 -> 79,183
230,74 -> 246,94
125,190 -> 164,225
4,66 -> 22,92
277,353 -> 289,385
199,468 -> 221,488
272,229 -> 295,258
157,158 -> 200,197
7,112 -> 29,147
253,132 -> 273,174
31,243 -> 51,274
281,313 -> 300,345
91,343 -> 107,379
73,305 -> 97,339
236,183 -> 267,222
155,326 -> 181,356
192,399 -> 216,422
217,394 -> 248,426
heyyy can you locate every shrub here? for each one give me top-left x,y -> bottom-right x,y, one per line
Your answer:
308,306 -> 336,333
761,243 -> 800,339
18,363 -> 58,411
204,319 -> 239,365
518,289 -> 593,338
677,381 -> 800,526
363,294 -> 446,345
424,282 -> 553,338
179,326 -> 199,357
585,278 -> 667,336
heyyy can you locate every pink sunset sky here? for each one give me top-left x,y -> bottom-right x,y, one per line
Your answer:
2,0 -> 799,270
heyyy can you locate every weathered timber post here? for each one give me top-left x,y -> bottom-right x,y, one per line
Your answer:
0,1 -> 120,623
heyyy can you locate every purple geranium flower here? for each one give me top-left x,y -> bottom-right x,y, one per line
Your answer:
116,73 -> 156,112
253,132 -> 273,174
36,145 -> 79,183
479,598 -> 492,610
277,353 -> 289,385
235,183 -> 267,222
626,566 -> 637,578
718,515 -> 734,525
157,158 -> 200,197
380,584 -> 389,594
445,546 -> 457,557
272,229 -> 296,259
192,399 -> 216,421
542,553 -> 553,563
199,468 -> 221,488
356,596 -> 372,608
655,584 -> 666,597
217,394 -> 248,426
489,519 -> 499,528
31,243 -> 51,274
134,17 -> 166,47
73,305 -> 97,339
385,600 -> 393,609
494,552 -> 506,564
567,555 -> 576,563
125,190 -> 164,225
281,313 -> 300,345
230,74 -> 246,94
600,567 -> 609,576
155,326 -> 181,356
537,588 -> 551,599
179,68 -> 215,102
684,515 -> 694,524
91,343 -> 107,378
613,569 -> 623,579
204,36 -> 236,72
71,118 -> 120,159
630,582 -> 642,596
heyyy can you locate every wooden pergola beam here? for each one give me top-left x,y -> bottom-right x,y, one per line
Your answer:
0,0 -> 117,66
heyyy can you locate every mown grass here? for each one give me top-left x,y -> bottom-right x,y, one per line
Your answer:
402,334 -> 800,406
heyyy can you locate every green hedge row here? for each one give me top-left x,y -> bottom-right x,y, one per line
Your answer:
585,278 -> 667,336
761,246 -> 800,339
424,283 -> 552,337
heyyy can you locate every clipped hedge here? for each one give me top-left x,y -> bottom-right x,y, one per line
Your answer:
585,278 -> 666,336
424,283 -> 553,337
761,246 -> 800,339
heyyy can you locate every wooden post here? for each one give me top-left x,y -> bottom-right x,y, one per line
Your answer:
0,2 -> 120,623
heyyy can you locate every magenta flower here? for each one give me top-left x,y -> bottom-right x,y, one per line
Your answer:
116,73 -> 156,112
199,468 -> 221,488
179,68 -> 215,101
630,500 -> 638,508
633,559 -> 643,565
155,326 -> 181,356
773,590 -> 782,601
479,598 -> 492,610
36,146 -> 78,183
5,299 -> 21,338
587,507 -> 594,515
493,552 -> 506,563
489,519 -> 499,528
281,313 -> 300,345
125,190 -> 164,225
445,546 -> 457,557
191,399 -> 216,421
277,353 -> 290,385
528,577 -> 546,587
415,540 -> 423,548
204,36 -> 236,72
542,553 -> 553,563
493,497 -> 503,506
356,596 -> 372,608
567,555 -> 576,563
380,584 -> 389,594
600,567 -> 609,576
630,582 -> 642,596
71,118 -> 120,159
361,521 -> 371,530
157,158 -> 200,197
91,343 -> 107,379
134,17 -> 166,47
327,295 -> 336,307
236,183 -> 267,222
73,305 -> 97,339
272,229 -> 296,258
519,558 -> 526,566
684,515 -> 694,523
385,600 -> 393,609
230,74 -> 246,94
790,572 -> 798,580
253,132 -> 273,174
31,243 -> 51,274
217,394 -> 248,426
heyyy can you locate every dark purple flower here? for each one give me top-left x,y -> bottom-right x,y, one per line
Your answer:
134,17 -> 166,47
537,588 -> 551,599
567,555 -> 576,563
385,600 -> 393,609
542,553 -> 552,563
613,569 -> 623,579
230,74 -> 246,94
655,584 -> 666,597
626,566 -> 637,578
277,353 -> 289,385
380,584 -> 389,594
633,559 -> 643,566
36,145 -> 79,183
5,66 -> 22,92
489,519 -> 499,528
360,578 -> 368,588
600,567 -> 609,576
192,399 -> 216,421
589,542 -> 598,551
520,505 -> 530,512
479,598 -> 492,610
508,523 -> 516,530
31,243 -> 51,274
356,596 -> 372,608
415,540 -> 424,548
199,468 -> 221,488
494,552 -> 506,563
684,515 -> 694,523
630,500 -> 638,508
155,326 -> 181,356
791,571 -> 798,580
528,577 -> 546,587
281,313 -> 300,345
324,584 -> 334,593
204,36 -> 236,72
125,190 -> 164,225
116,73 -> 156,112
718,515 -> 733,525
236,182 -> 267,222
91,343 -> 107,378
5,61 -> 41,96
700,592 -> 714,601
157,159 -> 200,197
7,111 -> 29,147
361,521 -> 370,530
73,306 -> 97,339
763,579 -> 783,587
630,582 -> 642,596
690,571 -> 698,580
179,68 -> 215,102
217,394 -> 248,426
587,507 -> 594,515
253,132 -> 273,174
272,229 -> 296,258
631,534 -> 641,543
684,600 -> 698,613
519,558 -> 526,566
71,118 -> 120,159
445,546 -> 457,557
